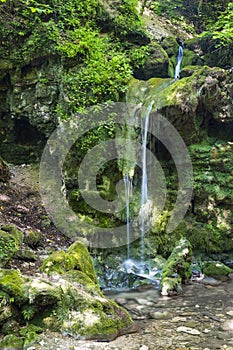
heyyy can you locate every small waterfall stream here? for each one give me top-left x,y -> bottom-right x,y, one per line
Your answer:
140,101 -> 154,265
124,173 -> 132,259
174,45 -> 183,79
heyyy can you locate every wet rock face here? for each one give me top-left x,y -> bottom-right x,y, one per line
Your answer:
0,58 -> 60,163
128,66 -> 233,145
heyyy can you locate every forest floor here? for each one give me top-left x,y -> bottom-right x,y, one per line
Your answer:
0,163 -> 71,274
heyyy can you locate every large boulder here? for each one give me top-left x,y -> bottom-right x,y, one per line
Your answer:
0,241 -> 133,347
201,261 -> 233,281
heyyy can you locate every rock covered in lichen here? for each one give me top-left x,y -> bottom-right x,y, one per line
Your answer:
161,238 -> 192,296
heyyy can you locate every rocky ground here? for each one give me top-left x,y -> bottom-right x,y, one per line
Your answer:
35,277 -> 233,350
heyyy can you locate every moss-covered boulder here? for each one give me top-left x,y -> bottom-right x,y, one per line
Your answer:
0,267 -> 132,342
0,241 -> 133,343
201,261 -> 233,281
24,229 -> 42,248
41,241 -> 98,284
134,42 -> 170,79
0,224 -> 24,267
0,269 -> 28,304
161,238 -> 192,296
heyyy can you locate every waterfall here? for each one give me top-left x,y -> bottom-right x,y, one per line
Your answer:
174,45 -> 183,79
124,173 -> 132,259
140,101 -> 154,264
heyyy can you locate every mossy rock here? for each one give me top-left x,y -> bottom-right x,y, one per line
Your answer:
0,230 -> 19,267
0,267 -> 133,341
201,261 -> 233,281
1,319 -> 20,335
41,241 -> 98,284
14,247 -> 37,262
24,229 -> 42,248
134,41 -> 170,79
0,291 -> 18,325
161,238 -> 192,296
63,270 -> 100,294
0,269 -> 27,305
0,225 -> 24,267
0,334 -> 24,349
182,49 -> 204,68
1,224 -> 24,245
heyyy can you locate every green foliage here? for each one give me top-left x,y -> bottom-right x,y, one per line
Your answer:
111,0 -> 144,36
127,45 -> 150,68
57,37 -> 132,114
0,0 -> 144,114
150,0 -> 184,18
212,2 -> 233,46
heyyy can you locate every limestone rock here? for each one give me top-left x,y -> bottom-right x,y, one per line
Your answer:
24,229 -> 42,248
176,326 -> 201,335
0,242 -> 133,343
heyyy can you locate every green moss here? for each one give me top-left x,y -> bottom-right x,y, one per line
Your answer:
59,298 -> 132,340
1,224 -> 24,245
0,269 -> 27,304
41,241 -> 98,284
0,334 -> 24,349
201,261 -> 233,280
24,229 -> 42,248
0,230 -> 18,267
63,270 -> 100,293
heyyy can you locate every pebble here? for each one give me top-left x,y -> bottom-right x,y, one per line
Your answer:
176,326 -> 201,335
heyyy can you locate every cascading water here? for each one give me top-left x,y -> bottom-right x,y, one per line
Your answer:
174,45 -> 183,79
124,173 -> 132,259
140,101 -> 154,265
